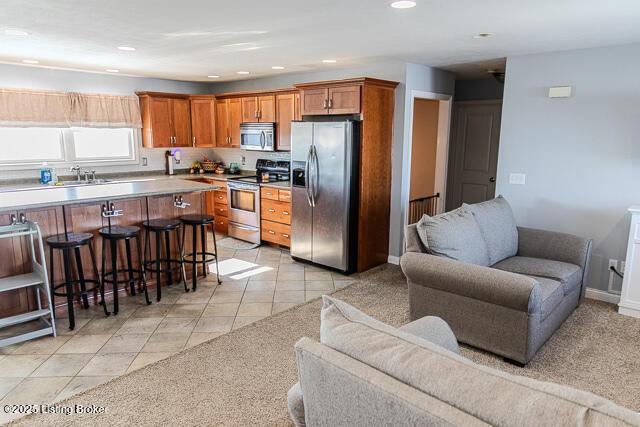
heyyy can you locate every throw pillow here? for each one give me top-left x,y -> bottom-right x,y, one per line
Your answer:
464,196 -> 518,265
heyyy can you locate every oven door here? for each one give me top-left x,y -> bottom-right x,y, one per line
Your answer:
227,184 -> 260,227
240,124 -> 275,151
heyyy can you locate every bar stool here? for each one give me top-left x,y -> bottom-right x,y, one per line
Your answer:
143,219 -> 186,301
99,225 -> 150,315
46,232 -> 107,330
180,214 -> 221,291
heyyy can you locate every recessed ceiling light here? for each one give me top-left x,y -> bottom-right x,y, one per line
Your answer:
22,59 -> 39,64
237,71 -> 250,75
105,69 -> 120,73
3,28 -> 29,36
117,46 -> 136,51
473,32 -> 493,39
322,59 -> 337,64
271,66 -> 285,70
207,75 -> 220,79
390,1 -> 416,8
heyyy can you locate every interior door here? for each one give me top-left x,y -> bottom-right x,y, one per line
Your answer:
170,99 -> 192,147
190,99 -> 215,147
447,101 -> 502,210
150,98 -> 172,148
311,122 -> 350,270
290,122 -> 314,262
215,100 -> 229,147
258,95 -> 276,122
228,98 -> 242,147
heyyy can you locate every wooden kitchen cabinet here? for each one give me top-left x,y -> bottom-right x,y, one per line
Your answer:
241,95 -> 275,123
215,98 -> 242,147
260,187 -> 292,247
275,93 -> 299,151
298,81 -> 361,115
190,96 -> 216,148
138,93 -> 192,148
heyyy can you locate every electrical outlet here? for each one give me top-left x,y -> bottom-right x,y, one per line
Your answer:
142,157 -> 148,166
241,155 -> 246,166
608,259 -> 618,269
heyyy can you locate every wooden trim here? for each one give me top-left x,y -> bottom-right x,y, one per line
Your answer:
135,91 -> 191,99
214,88 -> 297,99
295,77 -> 399,90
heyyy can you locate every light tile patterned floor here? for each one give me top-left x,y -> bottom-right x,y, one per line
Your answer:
0,235 -> 358,423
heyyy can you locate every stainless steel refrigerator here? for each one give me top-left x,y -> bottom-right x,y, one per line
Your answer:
290,120 -> 360,273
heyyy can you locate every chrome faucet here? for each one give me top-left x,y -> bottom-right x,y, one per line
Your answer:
70,165 -> 82,182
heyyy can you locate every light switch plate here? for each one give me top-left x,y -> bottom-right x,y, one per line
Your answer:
548,86 -> 572,98
509,173 -> 526,185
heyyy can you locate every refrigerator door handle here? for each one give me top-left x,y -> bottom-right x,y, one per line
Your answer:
312,145 -> 320,201
305,146 -> 313,207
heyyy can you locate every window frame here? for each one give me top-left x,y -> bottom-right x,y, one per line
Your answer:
0,127 -> 140,171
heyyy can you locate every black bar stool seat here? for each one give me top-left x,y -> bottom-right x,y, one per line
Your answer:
180,214 -> 221,292
142,219 -> 186,301
180,214 -> 215,225
99,225 -> 140,239
99,225 -> 150,315
46,232 -> 107,330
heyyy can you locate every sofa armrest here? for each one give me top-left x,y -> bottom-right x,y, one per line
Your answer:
517,227 -> 592,269
287,382 -> 306,427
399,316 -> 459,354
400,252 -> 541,314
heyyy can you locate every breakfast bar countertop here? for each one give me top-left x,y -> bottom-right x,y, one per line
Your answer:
0,176 -> 220,213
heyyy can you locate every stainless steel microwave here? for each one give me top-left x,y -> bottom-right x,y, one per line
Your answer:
240,122 -> 275,151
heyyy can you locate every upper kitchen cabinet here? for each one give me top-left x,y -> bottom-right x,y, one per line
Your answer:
190,96 -> 216,148
138,92 -> 193,148
241,95 -> 275,123
215,97 -> 242,147
275,92 -> 300,151
297,80 -> 364,115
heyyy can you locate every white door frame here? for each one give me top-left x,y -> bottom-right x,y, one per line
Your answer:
399,90 -> 453,252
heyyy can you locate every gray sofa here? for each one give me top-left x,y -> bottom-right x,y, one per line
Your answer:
287,296 -> 639,426
400,196 -> 592,364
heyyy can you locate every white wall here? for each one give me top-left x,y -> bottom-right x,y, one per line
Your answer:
497,43 -> 640,292
0,63 -> 211,180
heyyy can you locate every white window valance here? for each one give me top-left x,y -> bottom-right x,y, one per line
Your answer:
0,88 -> 142,128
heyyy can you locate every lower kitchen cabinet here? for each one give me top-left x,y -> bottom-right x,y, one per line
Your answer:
259,187 -> 292,248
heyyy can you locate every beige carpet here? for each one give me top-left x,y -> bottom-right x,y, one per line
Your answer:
14,265 -> 640,426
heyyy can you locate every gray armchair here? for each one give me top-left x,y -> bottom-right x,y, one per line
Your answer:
401,199 -> 592,365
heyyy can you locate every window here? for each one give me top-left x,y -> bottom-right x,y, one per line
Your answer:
0,127 -> 137,167
69,128 -> 134,161
0,127 -> 65,164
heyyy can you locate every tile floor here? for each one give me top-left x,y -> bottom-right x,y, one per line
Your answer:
0,236 -> 358,423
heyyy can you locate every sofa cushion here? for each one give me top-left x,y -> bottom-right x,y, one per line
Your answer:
416,207 -> 490,266
320,296 -> 640,427
493,256 -> 582,295
464,196 -> 518,265
530,276 -> 564,321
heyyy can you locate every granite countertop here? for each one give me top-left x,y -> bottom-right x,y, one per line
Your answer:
0,176 -> 220,213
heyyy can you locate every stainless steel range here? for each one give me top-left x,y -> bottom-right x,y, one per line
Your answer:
227,159 -> 290,244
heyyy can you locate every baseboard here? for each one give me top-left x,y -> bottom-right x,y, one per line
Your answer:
585,288 -> 620,304
387,255 -> 400,265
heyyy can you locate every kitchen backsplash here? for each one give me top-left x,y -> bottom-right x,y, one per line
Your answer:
209,148 -> 291,170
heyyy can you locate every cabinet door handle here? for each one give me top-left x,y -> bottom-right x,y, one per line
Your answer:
281,233 -> 289,238
268,208 -> 276,213
192,136 -> 196,146
328,99 -> 333,109
282,211 -> 290,215
268,230 -> 275,235
266,192 -> 273,196
323,99 -> 328,109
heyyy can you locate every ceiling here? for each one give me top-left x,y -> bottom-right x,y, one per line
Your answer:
2,0 -> 640,81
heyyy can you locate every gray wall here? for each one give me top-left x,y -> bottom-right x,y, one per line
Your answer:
497,43 -> 640,293
454,78 -> 504,101
0,63 -> 211,180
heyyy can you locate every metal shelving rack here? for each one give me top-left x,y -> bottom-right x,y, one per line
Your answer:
0,221 -> 56,347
